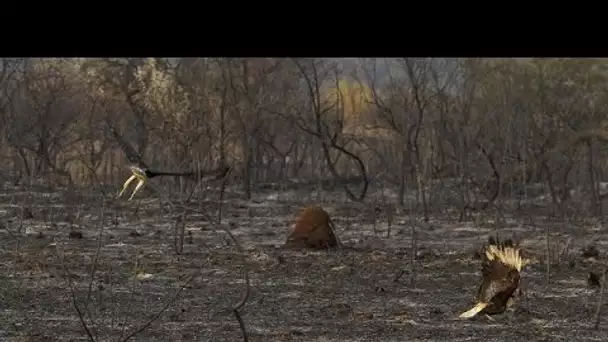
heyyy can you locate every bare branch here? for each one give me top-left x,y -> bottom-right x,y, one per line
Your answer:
54,244 -> 96,342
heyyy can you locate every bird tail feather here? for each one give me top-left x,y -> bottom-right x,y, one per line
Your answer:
459,302 -> 488,318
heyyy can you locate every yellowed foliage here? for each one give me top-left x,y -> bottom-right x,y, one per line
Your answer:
134,58 -> 192,125
24,59 -> 87,98
77,58 -> 123,100
324,79 -> 373,125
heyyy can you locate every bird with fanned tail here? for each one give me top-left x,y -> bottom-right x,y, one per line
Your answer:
459,236 -> 530,319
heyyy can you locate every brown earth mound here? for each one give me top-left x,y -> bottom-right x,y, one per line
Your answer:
285,205 -> 339,249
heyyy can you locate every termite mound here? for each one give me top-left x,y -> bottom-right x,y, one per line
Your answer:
284,205 -> 340,249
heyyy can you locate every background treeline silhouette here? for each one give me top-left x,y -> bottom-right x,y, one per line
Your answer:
1,58 -> 607,219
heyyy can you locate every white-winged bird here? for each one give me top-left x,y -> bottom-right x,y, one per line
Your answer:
105,117 -> 231,201
118,164 -> 232,201
118,165 -> 149,201
459,236 -> 530,319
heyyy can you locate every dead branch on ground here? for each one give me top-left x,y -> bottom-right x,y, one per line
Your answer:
118,276 -> 195,342
594,268 -> 607,329
141,165 -> 250,341
55,198 -> 198,342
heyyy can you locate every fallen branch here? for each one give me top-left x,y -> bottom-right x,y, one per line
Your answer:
58,196 -> 198,342
54,243 -> 96,342
119,275 -> 196,342
216,168 -> 250,342
139,165 -> 250,341
594,267 -> 607,329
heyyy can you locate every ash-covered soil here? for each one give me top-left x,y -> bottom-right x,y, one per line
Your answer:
1,183 -> 608,341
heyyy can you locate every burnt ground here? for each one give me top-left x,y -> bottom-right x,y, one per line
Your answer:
1,183 -> 608,341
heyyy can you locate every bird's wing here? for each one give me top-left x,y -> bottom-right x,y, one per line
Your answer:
477,259 -> 519,303
103,117 -> 148,170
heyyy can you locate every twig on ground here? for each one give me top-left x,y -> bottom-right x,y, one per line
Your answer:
140,165 -> 250,341
119,252 -> 142,340
545,225 -> 551,286
119,275 -> 196,342
409,212 -> 417,288
173,209 -> 187,255
393,270 -> 405,283
594,267 -> 607,329
558,237 -> 572,266
225,223 -> 251,342
55,243 -> 96,342
83,201 -> 107,341
386,205 -> 393,238
372,205 -> 378,236
85,202 -> 106,302
218,168 -> 250,342
13,201 -> 25,276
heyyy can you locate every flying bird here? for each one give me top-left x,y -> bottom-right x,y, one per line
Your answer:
118,164 -> 231,201
459,236 -> 530,319
104,117 -> 232,201
119,164 -> 149,201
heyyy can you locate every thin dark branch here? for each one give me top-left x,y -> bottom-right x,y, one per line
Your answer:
138,164 -> 249,341
594,267 -> 607,329
86,202 -> 105,304
218,168 -> 249,342
119,275 -> 196,342
55,244 -> 96,342
81,202 -> 106,341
